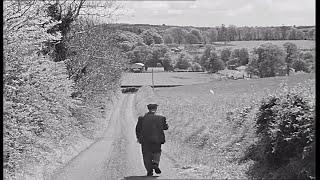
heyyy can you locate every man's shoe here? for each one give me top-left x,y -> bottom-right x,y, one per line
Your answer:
154,167 -> 161,174
147,171 -> 153,176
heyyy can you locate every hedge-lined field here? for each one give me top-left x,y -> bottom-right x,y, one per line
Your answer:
134,73 -> 315,179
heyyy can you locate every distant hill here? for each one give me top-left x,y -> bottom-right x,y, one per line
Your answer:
99,23 -> 208,35
101,23 -> 314,34
96,23 -> 315,47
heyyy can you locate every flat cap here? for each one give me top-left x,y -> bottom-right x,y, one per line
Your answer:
147,104 -> 158,109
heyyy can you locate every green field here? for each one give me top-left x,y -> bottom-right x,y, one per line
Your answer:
121,70 -> 314,87
180,40 -> 315,57
215,40 -> 315,50
122,72 -> 215,86
134,73 -> 315,179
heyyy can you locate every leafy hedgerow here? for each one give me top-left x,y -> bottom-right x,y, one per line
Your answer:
65,18 -> 126,103
3,1 -> 81,178
248,83 -> 315,179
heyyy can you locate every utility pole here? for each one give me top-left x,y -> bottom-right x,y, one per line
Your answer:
152,68 -> 154,91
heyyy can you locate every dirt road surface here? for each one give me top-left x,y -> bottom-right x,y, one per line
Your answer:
50,94 -> 199,180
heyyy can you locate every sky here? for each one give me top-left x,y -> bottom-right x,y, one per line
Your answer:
108,0 -> 315,27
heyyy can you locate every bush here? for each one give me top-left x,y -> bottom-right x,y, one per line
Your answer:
107,30 -> 144,52
200,45 -> 218,71
226,59 -> 239,69
231,48 -> 249,66
206,51 -> 225,73
190,62 -> 202,72
66,21 -> 125,101
220,48 -> 232,63
292,59 -> 309,73
141,29 -> 163,45
175,52 -> 192,69
248,84 -> 315,179
150,44 -> 169,67
162,52 -> 174,71
299,51 -> 315,72
126,45 -> 153,65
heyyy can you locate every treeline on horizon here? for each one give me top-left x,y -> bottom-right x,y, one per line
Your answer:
102,23 -> 315,43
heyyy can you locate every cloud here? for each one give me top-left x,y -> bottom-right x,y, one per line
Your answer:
167,9 -> 183,15
115,0 -> 315,26
272,0 -> 315,12
226,3 -> 254,16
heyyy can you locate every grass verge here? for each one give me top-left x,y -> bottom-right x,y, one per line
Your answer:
134,73 -> 315,179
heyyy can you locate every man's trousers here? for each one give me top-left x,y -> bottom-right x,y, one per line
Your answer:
141,143 -> 162,172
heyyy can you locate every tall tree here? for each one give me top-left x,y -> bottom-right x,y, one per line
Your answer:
283,42 -> 298,76
163,34 -> 174,44
200,45 -> 214,70
280,25 -> 290,40
166,27 -> 187,44
248,43 -> 285,78
207,51 -> 225,73
151,44 -> 168,66
218,24 -> 228,44
126,45 -> 153,65
227,25 -> 237,41
207,28 -> 218,43
190,28 -> 202,42
185,33 -> 200,44
141,29 -> 154,45
239,48 -> 249,65
220,48 -> 232,63
162,52 -> 174,71
44,0 -> 121,62
175,52 -> 192,69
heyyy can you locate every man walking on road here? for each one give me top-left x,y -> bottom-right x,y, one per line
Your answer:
135,104 -> 169,176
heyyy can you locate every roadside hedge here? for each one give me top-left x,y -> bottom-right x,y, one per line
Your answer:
248,83 -> 315,179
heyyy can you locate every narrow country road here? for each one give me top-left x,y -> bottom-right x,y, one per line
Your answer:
50,94 -> 196,180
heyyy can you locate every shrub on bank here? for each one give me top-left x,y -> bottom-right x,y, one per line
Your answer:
247,83 -> 315,179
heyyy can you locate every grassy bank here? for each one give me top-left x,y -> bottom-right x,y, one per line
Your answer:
43,92 -> 121,179
134,73 -> 315,179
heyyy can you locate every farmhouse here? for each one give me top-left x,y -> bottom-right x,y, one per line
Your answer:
130,63 -> 145,73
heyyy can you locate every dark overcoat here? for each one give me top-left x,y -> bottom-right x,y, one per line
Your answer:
135,112 -> 168,145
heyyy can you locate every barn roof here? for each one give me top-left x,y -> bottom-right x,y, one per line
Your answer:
134,63 -> 145,66
131,63 -> 145,68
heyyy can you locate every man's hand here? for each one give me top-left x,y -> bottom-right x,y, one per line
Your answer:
163,117 -> 169,130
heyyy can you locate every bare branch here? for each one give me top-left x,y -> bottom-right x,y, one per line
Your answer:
73,0 -> 86,19
6,3 -> 34,22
